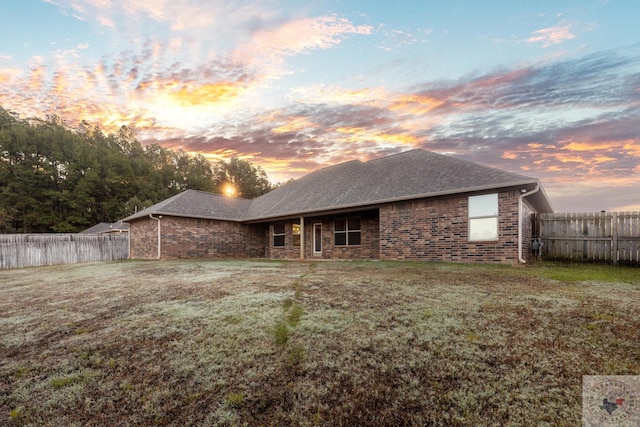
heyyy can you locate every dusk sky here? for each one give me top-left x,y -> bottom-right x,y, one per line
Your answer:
1,0 -> 639,212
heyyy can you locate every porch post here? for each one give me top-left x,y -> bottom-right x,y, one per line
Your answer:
300,216 -> 305,260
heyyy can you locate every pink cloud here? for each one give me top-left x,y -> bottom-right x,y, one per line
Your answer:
237,15 -> 372,81
63,0 -> 274,34
251,15 -> 372,54
527,24 -> 575,48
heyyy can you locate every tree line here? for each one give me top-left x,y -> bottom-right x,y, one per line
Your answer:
0,106 -> 275,233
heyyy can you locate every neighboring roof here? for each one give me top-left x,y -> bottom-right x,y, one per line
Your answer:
244,149 -> 552,220
122,189 -> 253,222
81,222 -> 130,233
123,149 -> 553,223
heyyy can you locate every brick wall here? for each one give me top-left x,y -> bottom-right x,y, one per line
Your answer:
267,222 -> 301,259
307,213 -> 379,260
129,217 -> 159,259
379,190 -> 528,264
266,211 -> 379,260
129,216 -> 265,260
129,190 -> 537,263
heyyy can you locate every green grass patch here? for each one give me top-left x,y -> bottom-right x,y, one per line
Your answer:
287,343 -> 305,366
225,392 -> 244,407
271,321 -> 290,347
528,262 -> 639,283
287,304 -> 304,326
49,375 -> 80,389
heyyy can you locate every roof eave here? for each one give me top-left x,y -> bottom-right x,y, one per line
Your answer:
529,180 -> 554,213
122,211 -> 244,223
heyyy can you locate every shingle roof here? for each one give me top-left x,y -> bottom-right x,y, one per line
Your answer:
122,189 -> 252,222
123,149 -> 553,223
243,149 -> 549,220
81,222 -> 130,233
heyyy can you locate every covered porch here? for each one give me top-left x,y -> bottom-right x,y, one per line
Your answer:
264,209 -> 380,260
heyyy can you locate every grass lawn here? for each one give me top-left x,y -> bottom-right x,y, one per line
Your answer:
1,260 -> 638,426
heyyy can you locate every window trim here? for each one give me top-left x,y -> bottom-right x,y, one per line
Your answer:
334,217 -> 362,246
468,193 -> 499,242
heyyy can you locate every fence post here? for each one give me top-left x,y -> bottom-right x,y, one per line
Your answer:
612,212 -> 618,265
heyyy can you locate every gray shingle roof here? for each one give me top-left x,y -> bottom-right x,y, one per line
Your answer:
81,222 -> 130,233
123,149 -> 552,223
243,149 -> 548,220
122,189 -> 252,222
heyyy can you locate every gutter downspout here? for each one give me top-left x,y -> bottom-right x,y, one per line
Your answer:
518,184 -> 540,264
149,214 -> 161,260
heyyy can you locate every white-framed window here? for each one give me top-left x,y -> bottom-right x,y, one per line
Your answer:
273,224 -> 285,247
334,217 -> 361,246
468,194 -> 499,241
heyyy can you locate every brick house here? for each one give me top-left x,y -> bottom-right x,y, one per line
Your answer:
123,149 -> 553,264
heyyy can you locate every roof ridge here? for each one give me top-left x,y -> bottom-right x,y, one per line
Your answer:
184,188 -> 251,201
363,148 -> 422,163
301,158 -> 362,175
437,152 -> 534,180
366,148 -> 533,179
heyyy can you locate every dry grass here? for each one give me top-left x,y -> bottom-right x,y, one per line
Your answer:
1,259 -> 638,426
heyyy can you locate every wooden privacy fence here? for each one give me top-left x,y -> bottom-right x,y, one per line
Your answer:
538,212 -> 640,265
0,234 -> 129,269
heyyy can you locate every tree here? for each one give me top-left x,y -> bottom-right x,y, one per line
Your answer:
0,106 -> 225,232
0,105 -> 281,231
212,157 -> 273,199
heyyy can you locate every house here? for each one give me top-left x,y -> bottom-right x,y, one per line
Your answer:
80,221 -> 130,234
123,149 -> 553,264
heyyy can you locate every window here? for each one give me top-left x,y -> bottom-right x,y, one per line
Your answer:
273,224 -> 285,247
334,217 -> 361,246
468,194 -> 499,241
292,224 -> 301,246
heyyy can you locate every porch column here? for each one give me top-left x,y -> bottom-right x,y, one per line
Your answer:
300,216 -> 305,260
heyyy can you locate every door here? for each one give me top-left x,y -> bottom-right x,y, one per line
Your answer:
313,223 -> 322,255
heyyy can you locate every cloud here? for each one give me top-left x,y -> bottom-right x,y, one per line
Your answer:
249,15 -> 371,55
235,15 -> 372,83
68,0 -> 224,30
408,49 -> 640,121
137,46 -> 640,190
4,1 -> 374,137
168,82 -> 247,106
3,1 -> 639,211
97,15 -> 115,27
526,23 -> 575,47
374,26 -> 432,51
271,116 -> 320,134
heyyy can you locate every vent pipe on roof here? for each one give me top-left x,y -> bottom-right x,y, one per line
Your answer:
518,184 -> 540,264
149,214 -> 161,260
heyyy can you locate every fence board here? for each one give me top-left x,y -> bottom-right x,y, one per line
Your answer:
0,234 -> 129,269
617,212 -> 640,263
539,212 -> 640,265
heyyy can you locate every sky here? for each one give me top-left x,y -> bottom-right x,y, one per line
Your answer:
1,0 -> 639,212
